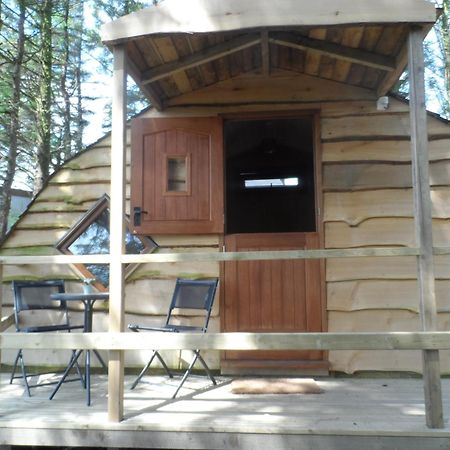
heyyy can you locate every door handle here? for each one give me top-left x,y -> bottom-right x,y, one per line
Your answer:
133,207 -> 147,226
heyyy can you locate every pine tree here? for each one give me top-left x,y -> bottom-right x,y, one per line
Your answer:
0,0 -> 90,237
0,0 -> 27,237
34,0 -> 53,194
85,0 -> 155,133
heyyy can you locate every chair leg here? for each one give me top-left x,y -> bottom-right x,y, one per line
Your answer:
49,350 -> 83,400
131,350 -> 173,390
155,351 -> 173,378
172,350 -> 216,399
70,350 -> 85,386
18,350 -> 31,397
93,349 -> 107,370
10,349 -> 31,397
130,351 -> 158,390
195,351 -> 217,385
9,350 -> 21,384
172,350 -> 198,398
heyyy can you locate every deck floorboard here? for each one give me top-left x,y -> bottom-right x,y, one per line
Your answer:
1,373 -> 450,449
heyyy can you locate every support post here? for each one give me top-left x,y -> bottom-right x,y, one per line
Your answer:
108,44 -> 127,423
0,264 -> 3,370
408,26 -> 443,429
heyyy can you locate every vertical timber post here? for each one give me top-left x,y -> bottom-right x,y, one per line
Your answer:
108,44 -> 127,423
408,26 -> 443,429
0,263 -> 3,369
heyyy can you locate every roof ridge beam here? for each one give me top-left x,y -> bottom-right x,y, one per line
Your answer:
270,31 -> 396,72
141,34 -> 261,85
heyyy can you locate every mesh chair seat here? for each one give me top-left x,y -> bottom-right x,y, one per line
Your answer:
128,278 -> 218,398
10,280 -> 84,396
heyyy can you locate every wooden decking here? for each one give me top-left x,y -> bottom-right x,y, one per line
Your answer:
1,372 -> 450,449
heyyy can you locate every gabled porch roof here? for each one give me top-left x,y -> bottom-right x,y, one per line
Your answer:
100,0 -> 438,110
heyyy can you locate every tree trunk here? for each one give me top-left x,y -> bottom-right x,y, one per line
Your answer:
59,0 -> 72,167
0,1 -> 27,239
75,2 -> 85,152
34,0 -> 53,194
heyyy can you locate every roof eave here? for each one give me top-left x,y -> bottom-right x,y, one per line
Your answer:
100,0 -> 437,45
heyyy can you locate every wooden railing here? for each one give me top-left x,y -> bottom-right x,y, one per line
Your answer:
1,247 -> 450,429
0,246 -> 423,265
2,330 -> 450,351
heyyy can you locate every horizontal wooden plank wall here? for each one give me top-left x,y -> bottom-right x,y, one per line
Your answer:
0,126 -> 221,370
322,97 -> 450,374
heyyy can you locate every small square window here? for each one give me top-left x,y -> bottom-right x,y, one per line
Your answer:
166,155 -> 190,194
56,194 -> 156,291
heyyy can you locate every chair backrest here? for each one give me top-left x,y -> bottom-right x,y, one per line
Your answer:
166,278 -> 218,332
12,280 -> 68,331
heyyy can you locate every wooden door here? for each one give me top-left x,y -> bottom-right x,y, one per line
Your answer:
130,117 -> 223,235
222,232 -> 325,373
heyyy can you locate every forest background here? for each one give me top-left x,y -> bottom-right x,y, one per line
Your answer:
0,0 -> 449,240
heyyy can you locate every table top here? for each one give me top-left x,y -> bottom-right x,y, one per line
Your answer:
50,292 -> 109,301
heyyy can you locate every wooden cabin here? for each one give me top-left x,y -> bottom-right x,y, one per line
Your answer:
2,0 -> 450,444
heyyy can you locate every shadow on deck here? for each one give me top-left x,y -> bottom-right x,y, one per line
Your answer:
1,373 -> 450,449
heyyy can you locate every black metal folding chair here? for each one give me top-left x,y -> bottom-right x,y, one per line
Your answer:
10,280 -> 84,396
128,278 -> 218,398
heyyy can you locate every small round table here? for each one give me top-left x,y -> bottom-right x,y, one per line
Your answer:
48,291 -> 109,406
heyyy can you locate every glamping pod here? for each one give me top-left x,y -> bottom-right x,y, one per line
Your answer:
2,1 -> 450,433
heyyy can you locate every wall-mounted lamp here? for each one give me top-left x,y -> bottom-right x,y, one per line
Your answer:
376,96 -> 389,111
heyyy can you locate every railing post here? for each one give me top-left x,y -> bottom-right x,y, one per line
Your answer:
0,263 -> 3,370
108,44 -> 127,423
408,26 -> 443,429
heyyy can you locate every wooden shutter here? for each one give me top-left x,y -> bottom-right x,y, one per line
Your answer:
130,117 -> 224,234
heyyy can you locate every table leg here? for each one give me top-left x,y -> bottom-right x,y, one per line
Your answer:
86,349 -> 91,406
49,296 -> 107,405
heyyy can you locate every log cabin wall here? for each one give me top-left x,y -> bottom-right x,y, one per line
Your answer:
1,94 -> 450,374
0,130 -> 220,370
322,97 -> 450,374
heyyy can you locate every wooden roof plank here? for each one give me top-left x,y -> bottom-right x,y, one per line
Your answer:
188,35 -> 218,86
142,34 -> 261,84
209,34 -> 232,82
151,36 -> 192,93
270,32 -> 396,72
333,26 -> 365,83
101,0 -> 437,44
304,29 -> 327,76
171,35 -> 204,90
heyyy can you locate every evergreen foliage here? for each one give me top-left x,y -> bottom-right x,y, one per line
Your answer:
0,0 -> 157,238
